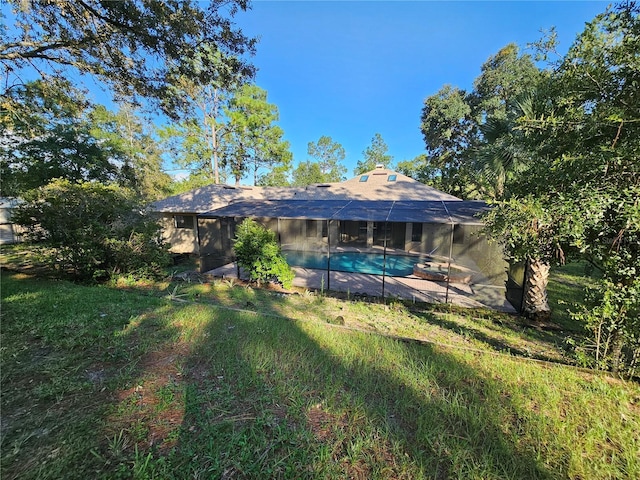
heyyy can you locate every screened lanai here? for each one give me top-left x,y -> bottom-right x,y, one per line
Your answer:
197,199 -> 519,312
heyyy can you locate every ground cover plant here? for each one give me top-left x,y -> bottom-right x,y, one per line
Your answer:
1,262 -> 638,479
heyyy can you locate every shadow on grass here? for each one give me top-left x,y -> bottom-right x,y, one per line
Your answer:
410,310 -> 571,364
0,273 -> 561,479
172,303 -> 558,478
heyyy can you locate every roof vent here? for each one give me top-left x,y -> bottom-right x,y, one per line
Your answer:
375,164 -> 385,169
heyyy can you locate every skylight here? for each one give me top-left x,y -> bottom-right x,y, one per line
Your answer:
388,175 -> 397,182
359,175 -> 369,182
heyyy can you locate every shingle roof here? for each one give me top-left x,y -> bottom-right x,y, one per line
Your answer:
150,166 -> 461,214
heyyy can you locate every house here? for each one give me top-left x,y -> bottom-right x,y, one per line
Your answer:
0,198 -> 24,245
151,166 -> 461,255
151,166 -> 519,310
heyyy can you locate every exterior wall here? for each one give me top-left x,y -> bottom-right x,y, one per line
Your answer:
0,203 -> 24,245
160,214 -> 199,254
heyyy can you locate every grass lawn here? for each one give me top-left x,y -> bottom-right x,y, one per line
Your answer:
1,260 -> 638,479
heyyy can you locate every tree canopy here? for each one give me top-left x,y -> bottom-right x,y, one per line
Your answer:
419,44 -> 541,199
354,133 -> 393,175
222,84 -> 292,185
1,0 -> 256,118
482,3 -> 639,374
1,80 -> 170,200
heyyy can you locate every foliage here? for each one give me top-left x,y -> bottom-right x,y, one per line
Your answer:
1,80 -> 170,199
159,120 -> 220,183
419,85 -> 476,197
572,278 -> 640,376
12,179 -> 170,281
419,45 -> 541,199
1,81 -> 121,196
306,136 -> 347,182
222,84 -> 293,185
257,165 -> 291,186
89,104 -> 172,201
484,3 -> 640,374
1,0 -> 255,119
354,133 -> 393,175
233,218 -> 294,288
291,161 -> 325,186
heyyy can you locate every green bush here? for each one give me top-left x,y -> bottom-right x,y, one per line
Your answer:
572,278 -> 640,377
13,179 -> 170,281
233,218 -> 294,289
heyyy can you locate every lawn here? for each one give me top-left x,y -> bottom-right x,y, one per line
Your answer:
1,262 -> 638,479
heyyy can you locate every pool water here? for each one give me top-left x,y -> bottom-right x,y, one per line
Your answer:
283,251 -> 421,277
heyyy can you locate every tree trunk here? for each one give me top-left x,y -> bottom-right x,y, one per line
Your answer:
523,258 -> 551,321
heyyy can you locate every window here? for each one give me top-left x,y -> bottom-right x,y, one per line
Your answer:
412,223 -> 423,242
387,174 -> 397,182
359,175 -> 369,182
174,215 -> 194,229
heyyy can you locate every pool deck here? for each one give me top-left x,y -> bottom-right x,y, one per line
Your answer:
205,263 -> 517,313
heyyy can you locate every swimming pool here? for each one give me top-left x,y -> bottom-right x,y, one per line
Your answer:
283,251 -> 422,277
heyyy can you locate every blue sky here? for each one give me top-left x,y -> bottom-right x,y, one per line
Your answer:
232,0 -> 610,178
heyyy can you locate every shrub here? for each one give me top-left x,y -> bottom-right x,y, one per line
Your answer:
13,179 -> 170,281
233,218 -> 294,289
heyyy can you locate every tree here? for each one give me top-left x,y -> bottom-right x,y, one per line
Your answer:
161,51 -> 246,185
1,80 -> 131,196
159,120 -> 220,185
419,85 -> 476,197
1,80 -> 170,199
395,154 -> 446,190
233,218 -> 294,289
222,85 -> 292,185
1,0 -> 255,119
90,104 -> 172,201
354,133 -> 393,175
257,165 -> 291,187
12,179 -> 170,281
484,3 -> 640,375
292,161 -> 325,186
418,46 -> 541,199
307,136 -> 347,182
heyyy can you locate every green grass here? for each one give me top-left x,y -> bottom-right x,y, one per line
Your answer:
1,266 -> 638,479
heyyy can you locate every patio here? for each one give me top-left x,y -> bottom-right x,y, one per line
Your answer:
206,262 -> 517,312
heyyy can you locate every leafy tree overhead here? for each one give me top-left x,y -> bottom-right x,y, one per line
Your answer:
1,81 -> 127,196
1,0 -> 256,118
1,80 -> 170,199
354,133 -> 393,175
419,45 -> 541,199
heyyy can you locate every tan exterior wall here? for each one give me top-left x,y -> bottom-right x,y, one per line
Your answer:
160,214 -> 199,254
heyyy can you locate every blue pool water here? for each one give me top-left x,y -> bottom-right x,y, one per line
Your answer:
283,251 -> 420,277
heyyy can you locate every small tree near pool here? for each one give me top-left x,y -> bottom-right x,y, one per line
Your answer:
233,218 -> 294,289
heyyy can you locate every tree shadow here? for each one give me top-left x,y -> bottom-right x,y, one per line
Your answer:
410,309 -> 571,363
172,298 -> 560,478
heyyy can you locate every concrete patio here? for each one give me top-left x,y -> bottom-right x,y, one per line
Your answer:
206,262 -> 517,313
